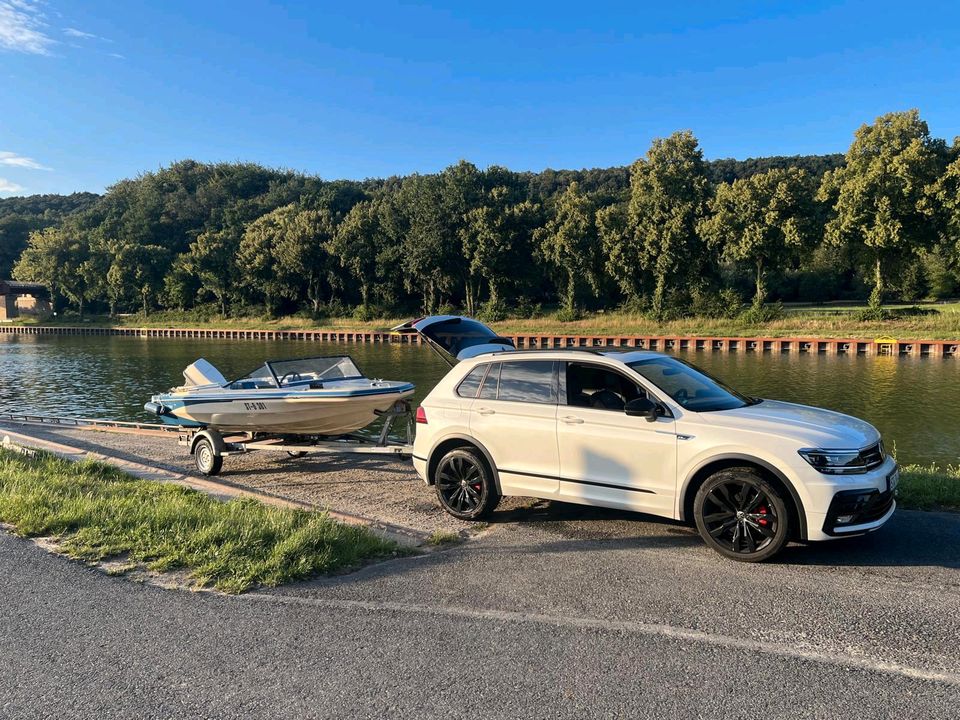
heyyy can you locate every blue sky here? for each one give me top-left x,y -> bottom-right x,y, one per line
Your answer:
1,0 -> 959,196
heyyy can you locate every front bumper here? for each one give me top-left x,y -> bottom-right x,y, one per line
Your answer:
822,489 -> 897,536
797,458 -> 898,541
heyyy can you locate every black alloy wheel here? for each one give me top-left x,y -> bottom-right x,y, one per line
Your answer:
434,448 -> 500,520
694,468 -> 790,562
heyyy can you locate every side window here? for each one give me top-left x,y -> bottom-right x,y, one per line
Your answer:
478,363 -> 501,400
497,361 -> 556,404
566,363 -> 644,411
456,364 -> 488,398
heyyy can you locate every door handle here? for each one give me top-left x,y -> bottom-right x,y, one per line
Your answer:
561,415 -> 584,424
476,407 -> 496,416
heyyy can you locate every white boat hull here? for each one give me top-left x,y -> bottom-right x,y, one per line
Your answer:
152,383 -> 415,435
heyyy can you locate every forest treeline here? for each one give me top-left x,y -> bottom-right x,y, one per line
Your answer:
4,109 -> 960,323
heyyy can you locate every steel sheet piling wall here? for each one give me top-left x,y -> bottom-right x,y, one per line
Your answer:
0,325 -> 956,357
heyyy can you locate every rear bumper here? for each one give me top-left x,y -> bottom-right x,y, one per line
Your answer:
412,455 -> 428,484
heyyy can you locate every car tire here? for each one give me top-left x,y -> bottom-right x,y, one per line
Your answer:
194,437 -> 223,476
694,467 -> 790,562
433,447 -> 500,520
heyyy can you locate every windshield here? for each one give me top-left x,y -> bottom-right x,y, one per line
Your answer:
268,356 -> 363,386
627,356 -> 753,412
229,356 -> 364,389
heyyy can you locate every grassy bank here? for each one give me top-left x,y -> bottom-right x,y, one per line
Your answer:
0,449 -> 403,593
15,301 -> 960,340
898,464 -> 960,512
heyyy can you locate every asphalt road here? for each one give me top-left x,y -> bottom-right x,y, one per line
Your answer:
2,504 -> 959,719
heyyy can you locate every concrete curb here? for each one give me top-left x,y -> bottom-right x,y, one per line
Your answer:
0,426 -> 429,547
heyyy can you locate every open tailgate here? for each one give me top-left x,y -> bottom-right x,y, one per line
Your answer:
392,315 -> 516,365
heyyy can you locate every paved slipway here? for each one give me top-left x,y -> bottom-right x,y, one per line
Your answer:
1,426 -> 959,717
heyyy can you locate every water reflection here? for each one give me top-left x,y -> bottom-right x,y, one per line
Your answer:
0,335 -> 957,466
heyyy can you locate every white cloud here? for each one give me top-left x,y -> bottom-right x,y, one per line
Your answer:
108,52 -> 124,59
63,26 -> 93,39
0,177 -> 25,194
0,151 -> 51,170
63,26 -> 110,42
0,0 -> 54,55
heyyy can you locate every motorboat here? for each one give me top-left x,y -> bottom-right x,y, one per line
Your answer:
145,356 -> 415,435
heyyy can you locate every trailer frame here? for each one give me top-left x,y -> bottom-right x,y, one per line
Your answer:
179,399 -> 415,476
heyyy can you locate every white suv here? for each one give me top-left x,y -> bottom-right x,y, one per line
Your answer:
398,316 -> 898,562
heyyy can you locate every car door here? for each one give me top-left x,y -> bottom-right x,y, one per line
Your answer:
556,361 -> 677,517
468,360 -> 560,498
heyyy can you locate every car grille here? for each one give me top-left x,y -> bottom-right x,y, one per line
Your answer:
823,488 -> 895,535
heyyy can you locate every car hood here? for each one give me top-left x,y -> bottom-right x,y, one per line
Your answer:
702,399 -> 880,449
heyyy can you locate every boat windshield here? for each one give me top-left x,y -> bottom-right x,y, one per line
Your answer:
268,356 -> 364,387
229,363 -> 280,389
627,356 -> 754,412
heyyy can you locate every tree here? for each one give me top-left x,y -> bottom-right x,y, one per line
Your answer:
186,229 -> 237,316
238,210 -> 291,315
163,253 -> 201,311
818,110 -> 946,308
699,168 -> 817,307
12,226 -> 89,313
393,174 -> 462,313
926,140 -> 960,266
330,200 -> 385,309
535,182 -> 600,314
463,186 -> 540,309
596,202 -> 635,301
627,131 -> 710,319
440,161 -> 484,313
0,215 -> 30,279
275,205 -> 337,313
105,243 -> 170,315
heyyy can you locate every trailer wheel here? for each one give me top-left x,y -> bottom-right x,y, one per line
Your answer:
194,437 -> 223,476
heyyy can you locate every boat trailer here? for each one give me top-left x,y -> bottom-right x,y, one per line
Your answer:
182,400 -> 414,476
0,400 -> 414,478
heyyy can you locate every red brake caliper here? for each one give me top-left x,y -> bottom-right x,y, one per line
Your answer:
757,506 -> 769,526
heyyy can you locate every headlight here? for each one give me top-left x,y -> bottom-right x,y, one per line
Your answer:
798,448 -> 871,475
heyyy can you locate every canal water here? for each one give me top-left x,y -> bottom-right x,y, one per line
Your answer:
0,334 -> 957,466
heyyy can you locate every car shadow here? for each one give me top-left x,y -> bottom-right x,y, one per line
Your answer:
483,499 -> 960,570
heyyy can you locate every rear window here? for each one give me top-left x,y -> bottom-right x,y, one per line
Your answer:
456,364 -> 488,398
496,361 -> 556,404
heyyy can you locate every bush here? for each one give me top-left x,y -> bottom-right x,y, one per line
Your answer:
436,301 -> 459,316
511,296 -> 543,319
739,301 -> 785,324
477,298 -> 508,322
351,304 -> 380,322
689,287 -> 744,319
852,305 -> 889,322
555,305 -> 582,322
890,306 -> 939,318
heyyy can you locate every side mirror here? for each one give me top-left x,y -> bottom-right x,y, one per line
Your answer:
625,397 -> 658,422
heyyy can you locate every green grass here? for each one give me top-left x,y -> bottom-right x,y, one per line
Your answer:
0,449 -> 405,593
898,464 -> 960,512
18,301 -> 960,340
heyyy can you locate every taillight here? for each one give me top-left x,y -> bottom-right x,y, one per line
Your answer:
415,406 -> 428,424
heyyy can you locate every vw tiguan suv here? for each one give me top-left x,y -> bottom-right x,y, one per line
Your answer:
397,316 -> 898,562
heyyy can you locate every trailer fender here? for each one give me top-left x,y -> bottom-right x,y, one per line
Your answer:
189,428 -> 225,456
